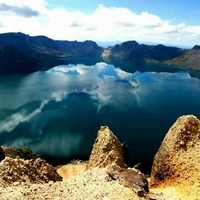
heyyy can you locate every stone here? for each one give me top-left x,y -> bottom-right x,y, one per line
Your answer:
57,162 -> 87,180
102,196 -> 110,200
107,165 -> 148,197
87,126 -> 126,169
1,146 -> 38,160
0,157 -> 62,187
150,115 -> 200,200
13,182 -> 20,186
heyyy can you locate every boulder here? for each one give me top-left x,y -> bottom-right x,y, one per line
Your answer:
87,126 -> 126,169
150,115 -> 200,199
107,165 -> 148,197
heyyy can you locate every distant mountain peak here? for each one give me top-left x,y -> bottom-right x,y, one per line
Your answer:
120,40 -> 139,47
192,45 -> 200,50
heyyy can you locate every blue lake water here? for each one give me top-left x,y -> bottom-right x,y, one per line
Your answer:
0,61 -> 200,169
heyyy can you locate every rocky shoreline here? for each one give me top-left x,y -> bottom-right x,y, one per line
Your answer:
0,115 -> 199,199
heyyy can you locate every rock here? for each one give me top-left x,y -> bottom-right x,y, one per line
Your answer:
150,115 -> 200,199
87,126 -> 126,169
0,146 -> 5,162
1,146 -> 38,160
102,196 -> 110,200
134,163 -> 146,173
0,157 -> 62,187
107,165 -> 148,197
57,162 -> 87,180
13,182 -> 20,186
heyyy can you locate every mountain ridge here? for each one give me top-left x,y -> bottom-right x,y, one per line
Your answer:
0,32 -> 199,76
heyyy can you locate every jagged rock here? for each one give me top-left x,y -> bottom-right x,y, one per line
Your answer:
0,157 -> 62,186
150,115 -> 200,199
107,165 -> 148,197
1,146 -> 38,160
87,126 -> 126,169
0,146 -> 5,162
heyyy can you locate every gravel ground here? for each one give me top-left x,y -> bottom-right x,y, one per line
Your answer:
0,167 -> 179,200
0,168 -> 144,200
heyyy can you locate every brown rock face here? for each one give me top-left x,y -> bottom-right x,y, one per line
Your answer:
1,146 -> 38,160
87,126 -> 126,169
0,157 -> 62,186
150,115 -> 200,199
107,165 -> 148,197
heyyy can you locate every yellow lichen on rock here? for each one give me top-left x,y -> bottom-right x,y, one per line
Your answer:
150,115 -> 200,200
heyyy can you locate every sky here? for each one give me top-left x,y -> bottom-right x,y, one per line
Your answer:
0,0 -> 200,47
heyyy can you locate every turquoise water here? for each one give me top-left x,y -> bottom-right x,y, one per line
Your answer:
0,61 -> 200,169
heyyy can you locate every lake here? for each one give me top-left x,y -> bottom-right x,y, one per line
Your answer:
0,59 -> 200,170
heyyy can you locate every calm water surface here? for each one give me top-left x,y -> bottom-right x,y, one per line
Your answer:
0,60 -> 200,168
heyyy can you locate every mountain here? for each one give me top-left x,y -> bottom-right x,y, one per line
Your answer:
102,41 -> 183,63
0,44 -> 38,76
0,32 -> 200,76
103,41 -> 200,71
164,46 -> 200,71
0,32 -> 103,75
192,45 -> 200,50
0,32 -> 103,60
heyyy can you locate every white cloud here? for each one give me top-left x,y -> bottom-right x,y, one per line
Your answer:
0,101 -> 47,133
0,0 -> 199,46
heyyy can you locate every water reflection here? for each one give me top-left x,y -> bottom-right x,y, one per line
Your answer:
0,62 -> 200,169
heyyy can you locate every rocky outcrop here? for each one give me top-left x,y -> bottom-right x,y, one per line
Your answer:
107,165 -> 148,197
87,126 -> 126,169
1,146 -> 38,160
0,157 -> 62,186
150,115 -> 200,200
0,167 -> 146,200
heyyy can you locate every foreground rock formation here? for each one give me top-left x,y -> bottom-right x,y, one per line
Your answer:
150,115 -> 200,199
0,168 -> 147,200
0,124 -> 186,199
1,146 -> 38,160
107,165 -> 148,197
86,126 -> 150,198
57,161 -> 87,180
0,157 -> 62,187
87,126 -> 126,169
